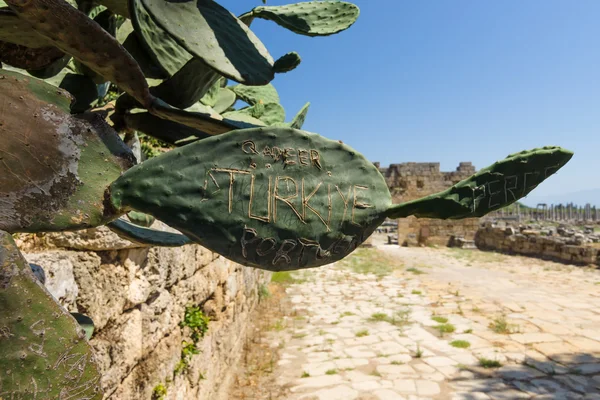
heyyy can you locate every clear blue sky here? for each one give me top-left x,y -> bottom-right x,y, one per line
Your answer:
221,0 -> 599,199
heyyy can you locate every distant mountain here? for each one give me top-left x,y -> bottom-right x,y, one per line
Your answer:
521,188 -> 600,207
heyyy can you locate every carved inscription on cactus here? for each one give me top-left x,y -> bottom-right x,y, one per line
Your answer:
110,127 -> 392,270
201,141 -> 373,230
470,165 -> 563,212
195,139 -> 385,269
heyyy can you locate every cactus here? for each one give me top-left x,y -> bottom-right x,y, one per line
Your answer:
71,313 -> 95,340
273,51 -> 302,73
129,0 -> 192,76
0,7 -> 54,48
223,102 -> 286,126
230,83 -> 280,106
0,230 -> 103,398
107,218 -> 192,246
0,0 -> 576,391
136,0 -> 275,85
288,102 -> 310,129
117,19 -> 166,79
0,68 -> 134,232
127,210 -> 155,227
4,0 -> 155,108
123,111 -> 212,145
150,58 -> 221,109
0,42 -> 65,70
105,126 -> 571,270
209,88 -> 237,114
240,1 -> 360,37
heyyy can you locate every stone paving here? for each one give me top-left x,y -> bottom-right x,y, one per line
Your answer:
262,241 -> 600,400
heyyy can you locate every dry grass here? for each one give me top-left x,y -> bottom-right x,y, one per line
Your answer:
336,248 -> 404,277
228,283 -> 293,399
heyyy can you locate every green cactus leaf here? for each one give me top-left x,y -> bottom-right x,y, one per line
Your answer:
109,127 -> 390,271
123,111 -> 216,145
74,8 -> 122,85
149,97 -> 260,134
0,231 -> 103,399
273,51 -> 301,73
139,0 -> 275,85
230,83 -> 280,106
0,8 -> 54,48
0,69 -> 134,233
107,218 -> 192,247
5,0 -> 154,108
86,4 -> 108,20
151,58 -> 221,109
289,101 -> 310,129
2,58 -> 99,111
0,41 -> 65,70
385,146 -> 574,220
222,107 -> 268,127
71,313 -> 95,340
127,210 -> 156,227
129,0 -> 192,76
96,0 -> 129,17
27,53 -> 72,79
212,88 -> 237,114
225,102 -> 285,126
200,76 -> 226,107
241,1 -> 360,37
56,72 -> 102,113
117,19 -> 166,80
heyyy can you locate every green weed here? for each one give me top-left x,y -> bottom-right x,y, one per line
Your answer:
450,340 -> 471,349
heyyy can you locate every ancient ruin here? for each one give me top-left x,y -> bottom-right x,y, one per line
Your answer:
376,161 -> 480,246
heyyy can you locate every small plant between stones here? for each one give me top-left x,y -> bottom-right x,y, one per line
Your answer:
175,306 -> 210,374
478,358 -> 503,368
152,383 -> 168,400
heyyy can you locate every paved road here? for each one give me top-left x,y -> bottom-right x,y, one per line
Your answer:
258,243 -> 600,400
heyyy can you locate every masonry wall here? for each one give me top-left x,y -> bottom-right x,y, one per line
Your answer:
475,224 -> 599,265
376,161 -> 479,246
16,226 -> 270,400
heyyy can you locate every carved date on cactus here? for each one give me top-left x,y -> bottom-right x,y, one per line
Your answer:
110,127 -> 391,270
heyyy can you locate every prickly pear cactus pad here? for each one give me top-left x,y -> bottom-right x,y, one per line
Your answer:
138,0 -> 275,84
107,218 -> 192,247
386,146 -> 574,220
0,231 -> 103,399
129,0 -> 193,76
0,8 -> 54,48
151,58 -> 221,109
241,1 -> 360,37
0,41 -> 65,70
289,101 -> 310,129
5,0 -> 154,107
273,51 -> 302,73
123,111 -> 212,145
109,127 -> 391,270
0,69 -> 135,233
230,83 -> 280,106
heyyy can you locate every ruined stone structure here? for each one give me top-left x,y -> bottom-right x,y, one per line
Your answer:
375,161 -> 480,246
475,223 -> 600,265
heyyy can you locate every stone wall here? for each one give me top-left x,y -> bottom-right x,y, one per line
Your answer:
375,161 -> 479,246
16,226 -> 270,400
474,223 -> 600,265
